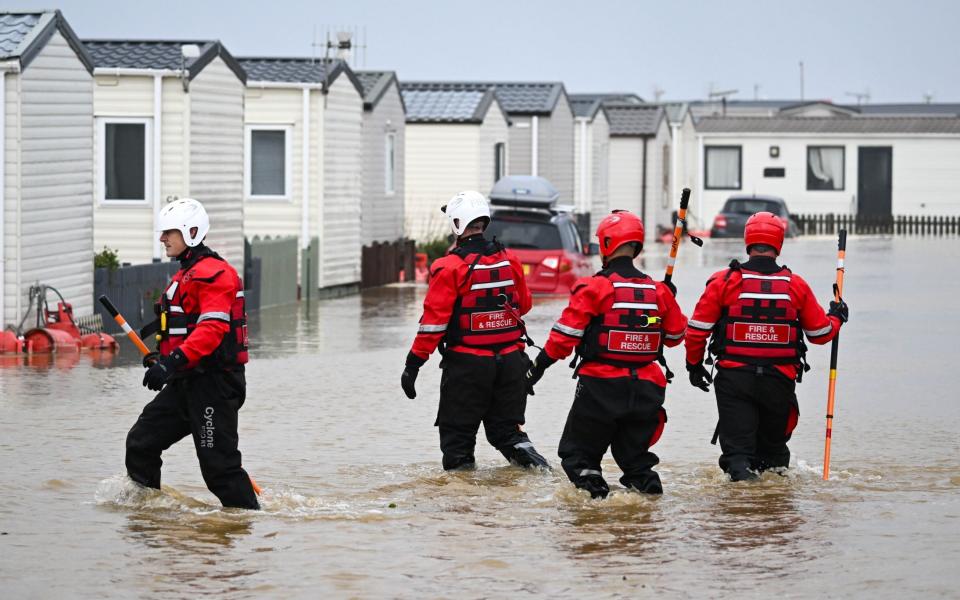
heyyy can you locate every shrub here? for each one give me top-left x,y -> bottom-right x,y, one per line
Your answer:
417,237 -> 451,264
94,246 -> 120,271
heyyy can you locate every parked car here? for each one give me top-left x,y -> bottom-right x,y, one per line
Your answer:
710,194 -> 799,238
486,176 -> 595,294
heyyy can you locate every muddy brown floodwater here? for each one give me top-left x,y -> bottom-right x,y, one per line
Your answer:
1,236 -> 958,598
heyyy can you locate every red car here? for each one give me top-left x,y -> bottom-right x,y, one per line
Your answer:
485,208 -> 595,294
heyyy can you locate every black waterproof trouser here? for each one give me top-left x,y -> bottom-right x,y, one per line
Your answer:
436,350 -> 535,469
125,369 -> 260,509
558,375 -> 667,489
714,367 -> 799,475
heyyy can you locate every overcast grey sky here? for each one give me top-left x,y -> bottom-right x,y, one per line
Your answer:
15,0 -> 960,103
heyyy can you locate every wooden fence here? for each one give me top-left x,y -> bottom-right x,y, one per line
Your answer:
361,239 -> 417,289
793,214 -> 960,236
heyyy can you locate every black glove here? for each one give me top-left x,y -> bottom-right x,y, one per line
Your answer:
401,351 -> 426,399
687,361 -> 713,393
142,351 -> 160,368
828,298 -> 849,323
142,349 -> 187,391
662,279 -> 677,297
525,350 -> 557,396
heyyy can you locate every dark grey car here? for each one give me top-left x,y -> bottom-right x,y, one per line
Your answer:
710,194 -> 799,238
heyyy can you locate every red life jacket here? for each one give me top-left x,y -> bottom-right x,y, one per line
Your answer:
580,272 -> 663,368
154,251 -> 249,369
445,242 -> 525,351
713,266 -> 801,366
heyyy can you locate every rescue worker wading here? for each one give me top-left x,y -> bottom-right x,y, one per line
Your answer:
685,211 -> 849,482
125,198 -> 259,509
525,210 -> 688,498
401,191 -> 550,471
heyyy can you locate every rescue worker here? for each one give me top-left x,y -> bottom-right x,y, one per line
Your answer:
400,191 -> 550,471
126,198 -> 259,509
525,210 -> 688,498
685,211 -> 849,481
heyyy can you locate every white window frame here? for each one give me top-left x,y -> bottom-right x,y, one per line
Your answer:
97,117 -> 152,206
245,124 -> 293,201
385,132 -> 396,196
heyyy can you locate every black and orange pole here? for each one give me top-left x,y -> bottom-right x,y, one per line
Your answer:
98,294 -> 263,496
663,188 -> 703,286
822,229 -> 847,480
99,295 -> 152,356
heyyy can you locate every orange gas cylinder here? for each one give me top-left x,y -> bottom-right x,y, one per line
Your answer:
24,328 -> 81,354
80,332 -> 118,351
0,330 -> 22,353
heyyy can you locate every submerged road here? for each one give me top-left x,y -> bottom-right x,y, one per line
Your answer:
1,236 -> 957,597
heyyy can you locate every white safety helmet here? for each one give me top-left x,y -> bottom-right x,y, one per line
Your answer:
157,198 -> 210,247
442,190 -> 490,236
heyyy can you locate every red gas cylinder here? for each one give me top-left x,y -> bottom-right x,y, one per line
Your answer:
80,332 -> 118,351
415,252 -> 429,283
0,330 -> 22,353
24,328 -> 81,354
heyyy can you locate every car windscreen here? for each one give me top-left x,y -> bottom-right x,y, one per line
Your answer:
723,199 -> 784,216
485,219 -> 563,250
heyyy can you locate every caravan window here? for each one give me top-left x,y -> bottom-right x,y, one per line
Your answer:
98,118 -> 151,204
807,146 -> 845,190
385,133 -> 396,195
705,146 -> 741,190
246,125 -> 292,200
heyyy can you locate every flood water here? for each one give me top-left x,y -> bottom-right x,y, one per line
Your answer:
1,236 -> 958,598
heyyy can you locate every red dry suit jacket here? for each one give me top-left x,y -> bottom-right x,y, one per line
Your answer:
685,255 -> 842,380
162,246 -> 243,368
543,256 -> 688,386
410,235 -> 533,361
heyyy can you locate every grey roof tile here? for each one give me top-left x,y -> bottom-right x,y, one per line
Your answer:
239,57 -> 334,84
401,81 -> 565,115
85,40 -> 209,70
605,104 -> 665,136
84,39 -> 245,82
853,103 -> 960,116
401,88 -> 495,123
696,116 -> 960,134
237,57 -> 362,95
0,12 -> 41,58
1,10 -> 92,72
355,70 -> 400,111
569,96 -> 602,118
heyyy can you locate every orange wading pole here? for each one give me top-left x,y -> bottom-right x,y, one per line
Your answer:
822,230 -> 847,480
663,188 -> 704,286
98,295 -> 263,496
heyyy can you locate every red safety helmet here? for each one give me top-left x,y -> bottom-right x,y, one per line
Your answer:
744,211 -> 786,254
596,210 -> 645,257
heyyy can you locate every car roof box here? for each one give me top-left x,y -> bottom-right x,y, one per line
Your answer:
489,176 -> 560,209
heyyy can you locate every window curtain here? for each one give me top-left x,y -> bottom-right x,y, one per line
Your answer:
251,130 -> 286,195
706,147 -> 740,189
808,147 -> 844,190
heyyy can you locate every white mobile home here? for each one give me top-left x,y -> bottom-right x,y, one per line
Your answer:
356,70 -> 405,246
402,81 -> 575,203
605,104 -> 672,243
399,83 -> 509,242
1,10 -> 94,328
238,57 -> 364,291
83,39 -> 247,268
694,115 -> 960,226
660,103 -> 700,226
568,95 -> 610,236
